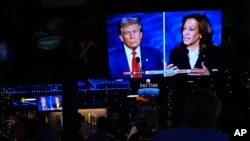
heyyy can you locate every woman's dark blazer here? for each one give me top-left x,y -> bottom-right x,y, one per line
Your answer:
169,44 -> 222,74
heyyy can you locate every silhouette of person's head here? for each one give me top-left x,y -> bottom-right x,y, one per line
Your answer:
134,114 -> 148,131
184,89 -> 221,128
110,111 -> 120,124
11,116 -> 41,140
96,116 -> 109,131
74,112 -> 85,131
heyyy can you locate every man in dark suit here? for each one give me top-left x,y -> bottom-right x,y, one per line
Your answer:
38,96 -> 51,111
108,17 -> 163,79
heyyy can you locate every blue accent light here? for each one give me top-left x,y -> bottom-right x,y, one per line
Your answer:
137,88 -> 160,97
77,79 -> 130,92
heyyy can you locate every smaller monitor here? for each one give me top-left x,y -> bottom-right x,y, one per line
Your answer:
37,95 -> 63,112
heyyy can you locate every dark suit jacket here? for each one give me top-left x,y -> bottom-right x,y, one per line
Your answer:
109,45 -> 163,79
52,103 -> 62,109
38,103 -> 51,111
169,44 -> 221,74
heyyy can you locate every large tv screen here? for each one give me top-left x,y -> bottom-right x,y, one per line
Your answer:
106,10 -> 222,79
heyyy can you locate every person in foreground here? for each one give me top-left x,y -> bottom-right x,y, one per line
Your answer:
127,114 -> 152,141
151,89 -> 229,141
86,116 -> 116,141
109,17 -> 163,79
167,13 -> 221,76
58,112 -> 85,141
11,116 -> 52,141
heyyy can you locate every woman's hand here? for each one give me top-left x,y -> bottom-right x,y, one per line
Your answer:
165,63 -> 178,77
165,63 -> 178,70
189,62 -> 210,76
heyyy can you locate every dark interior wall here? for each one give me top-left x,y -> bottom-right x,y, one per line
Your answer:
2,1 -> 248,55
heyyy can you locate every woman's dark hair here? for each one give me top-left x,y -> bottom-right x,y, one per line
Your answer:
178,13 -> 213,51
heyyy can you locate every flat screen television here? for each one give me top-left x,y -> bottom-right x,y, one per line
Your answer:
106,10 -> 222,79
37,95 -> 63,112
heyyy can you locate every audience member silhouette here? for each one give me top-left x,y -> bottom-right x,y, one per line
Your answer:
151,89 -> 229,141
11,116 -> 52,141
58,112 -> 85,141
106,112 -> 129,141
127,114 -> 152,141
86,116 -> 116,141
73,112 -> 85,141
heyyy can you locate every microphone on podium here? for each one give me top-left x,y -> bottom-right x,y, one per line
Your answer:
135,57 -> 140,67
136,57 -> 143,75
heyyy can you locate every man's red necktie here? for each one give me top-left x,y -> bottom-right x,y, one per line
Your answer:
131,50 -> 142,78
